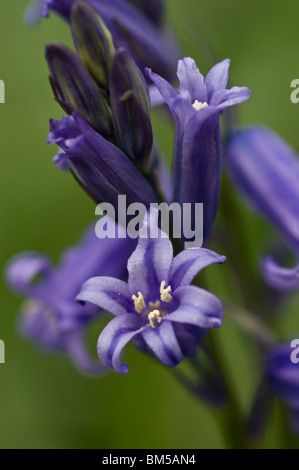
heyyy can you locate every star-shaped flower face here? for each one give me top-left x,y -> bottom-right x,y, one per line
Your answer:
77,208 -> 226,374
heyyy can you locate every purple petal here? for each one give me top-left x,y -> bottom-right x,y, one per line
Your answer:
47,115 -> 81,148
145,68 -> 178,107
76,277 -> 132,316
174,107 -> 223,235
6,253 -> 52,296
261,257 -> 299,292
149,84 -> 165,107
210,86 -> 251,107
127,208 -> 173,302
145,69 -> 192,129
177,57 -> 207,103
142,320 -> 183,367
97,313 -> 146,374
169,248 -> 226,291
205,59 -> 230,101
267,344 -> 299,408
172,323 -> 200,357
168,285 -> 223,329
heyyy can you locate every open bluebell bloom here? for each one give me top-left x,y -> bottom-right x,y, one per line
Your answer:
6,225 -> 135,374
226,125 -> 299,292
266,343 -> 299,435
146,58 -> 250,236
77,208 -> 226,374
26,0 -> 179,81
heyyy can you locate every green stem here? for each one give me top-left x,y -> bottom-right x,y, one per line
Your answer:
207,331 -> 248,449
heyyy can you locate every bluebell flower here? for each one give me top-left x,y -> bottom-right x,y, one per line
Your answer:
266,343 -> 299,434
76,209 -> 226,374
6,225 -> 135,374
226,125 -> 299,291
48,112 -> 159,207
26,0 -> 179,81
146,58 -> 250,236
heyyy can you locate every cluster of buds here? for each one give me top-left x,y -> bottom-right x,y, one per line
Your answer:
46,2 -> 164,208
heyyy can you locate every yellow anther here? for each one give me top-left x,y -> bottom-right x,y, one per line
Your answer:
148,310 -> 162,328
192,100 -> 208,111
160,281 -> 172,303
132,292 -> 146,313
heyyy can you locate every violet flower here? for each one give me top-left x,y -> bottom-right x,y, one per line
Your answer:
146,58 -> 250,236
266,343 -> 299,434
77,209 -> 226,374
48,112 -> 159,207
226,125 -> 299,292
26,0 -> 179,81
6,225 -> 135,374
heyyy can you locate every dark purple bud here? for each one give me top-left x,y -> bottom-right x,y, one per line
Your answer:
71,2 -> 115,89
109,48 -> 153,169
46,43 -> 113,138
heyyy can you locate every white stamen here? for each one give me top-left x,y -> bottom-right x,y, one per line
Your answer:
160,281 -> 172,303
148,310 -> 162,328
132,292 -> 146,313
192,100 -> 208,111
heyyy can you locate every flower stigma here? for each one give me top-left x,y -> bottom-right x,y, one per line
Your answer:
148,310 -> 162,328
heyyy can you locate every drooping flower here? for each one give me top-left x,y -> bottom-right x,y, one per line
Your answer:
76,208 -> 226,374
6,225 -> 135,373
266,343 -> 299,434
226,125 -> 299,291
26,0 -> 179,81
146,58 -> 250,237
48,112 -> 159,207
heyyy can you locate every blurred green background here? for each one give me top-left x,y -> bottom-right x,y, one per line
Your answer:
1,0 -> 299,449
